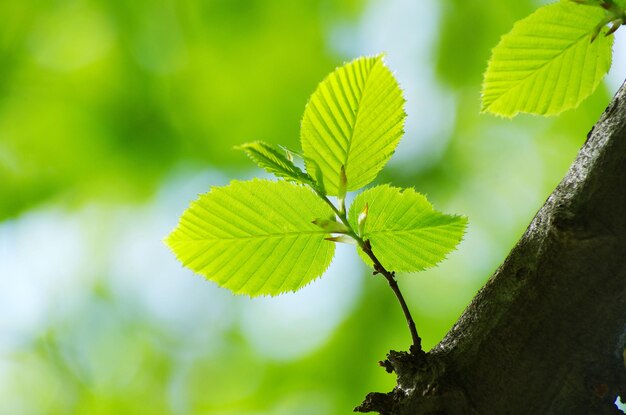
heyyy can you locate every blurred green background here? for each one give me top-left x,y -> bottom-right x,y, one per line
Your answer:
1,0 -> 625,414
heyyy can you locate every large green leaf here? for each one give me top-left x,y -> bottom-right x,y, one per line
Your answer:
237,141 -> 313,185
165,179 -> 335,296
348,185 -> 467,272
482,2 -> 613,117
300,55 -> 406,195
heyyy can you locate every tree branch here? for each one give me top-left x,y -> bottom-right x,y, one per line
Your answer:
357,81 -> 626,415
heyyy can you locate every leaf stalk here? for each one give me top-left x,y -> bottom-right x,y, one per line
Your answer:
312,187 -> 423,353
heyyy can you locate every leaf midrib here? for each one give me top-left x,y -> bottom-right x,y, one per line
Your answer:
364,224 -> 463,237
170,230 -> 330,242
342,59 -> 378,175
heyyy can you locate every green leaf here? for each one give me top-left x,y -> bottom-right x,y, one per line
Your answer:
481,2 -> 613,117
237,141 -> 313,185
348,185 -> 467,272
301,55 -> 406,195
165,179 -> 335,296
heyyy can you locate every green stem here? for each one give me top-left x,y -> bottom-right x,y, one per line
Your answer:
314,189 -> 423,352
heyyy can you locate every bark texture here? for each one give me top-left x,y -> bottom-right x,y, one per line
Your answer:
357,82 -> 626,415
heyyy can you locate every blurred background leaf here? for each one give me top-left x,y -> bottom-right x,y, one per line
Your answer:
0,0 -> 358,220
1,0 -> 625,414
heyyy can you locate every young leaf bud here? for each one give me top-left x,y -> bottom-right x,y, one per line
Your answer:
337,165 -> 348,215
358,203 -> 369,236
606,19 -> 623,36
312,217 -> 350,233
325,235 -> 357,245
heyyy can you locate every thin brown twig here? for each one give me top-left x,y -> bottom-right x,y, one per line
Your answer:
361,240 -> 422,352
313,189 -> 423,353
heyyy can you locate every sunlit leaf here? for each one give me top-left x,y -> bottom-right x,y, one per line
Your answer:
165,179 -> 335,296
237,141 -> 314,185
348,185 -> 467,272
482,2 -> 613,117
301,55 -> 406,195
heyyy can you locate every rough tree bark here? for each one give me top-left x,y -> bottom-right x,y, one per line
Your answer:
356,81 -> 626,415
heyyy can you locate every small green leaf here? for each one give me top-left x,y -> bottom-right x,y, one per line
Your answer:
301,55 -> 406,195
165,179 -> 335,296
482,2 -> 613,117
312,216 -> 350,233
237,141 -> 314,185
348,185 -> 467,272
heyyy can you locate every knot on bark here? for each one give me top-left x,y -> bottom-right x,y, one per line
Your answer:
355,349 -> 472,415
